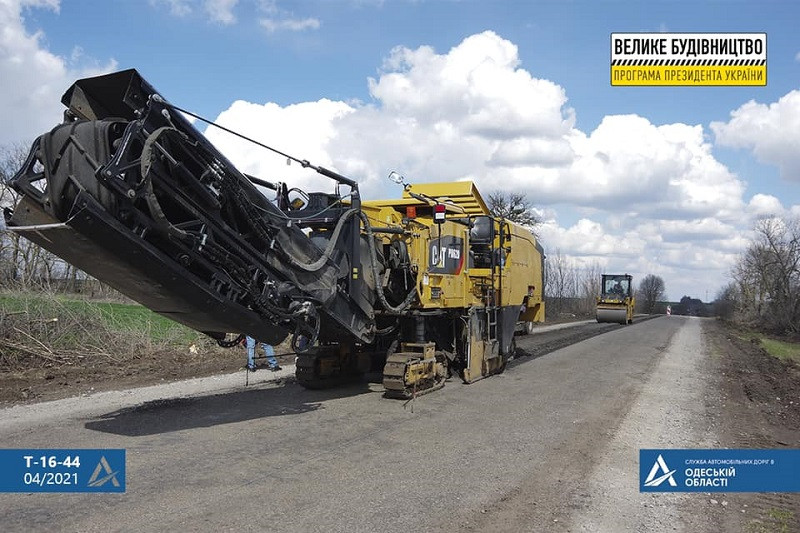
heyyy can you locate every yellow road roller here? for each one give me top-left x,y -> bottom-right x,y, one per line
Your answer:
596,274 -> 634,325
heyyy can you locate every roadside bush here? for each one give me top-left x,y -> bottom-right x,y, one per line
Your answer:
0,291 -> 224,370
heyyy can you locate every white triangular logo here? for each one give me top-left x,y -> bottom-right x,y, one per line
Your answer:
644,454 -> 677,487
87,456 -> 120,488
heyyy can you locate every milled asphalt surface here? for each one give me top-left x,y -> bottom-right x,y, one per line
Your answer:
0,316 -> 713,532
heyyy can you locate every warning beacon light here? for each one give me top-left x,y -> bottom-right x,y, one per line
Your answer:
433,203 -> 446,224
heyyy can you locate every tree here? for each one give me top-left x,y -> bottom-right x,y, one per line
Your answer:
544,250 -> 574,317
673,295 -> 705,316
577,261 -> 602,316
1,144 -> 29,284
731,217 -> 800,333
541,250 -> 602,319
713,282 -> 738,320
0,143 -> 81,290
637,274 -> 665,314
487,190 -> 541,232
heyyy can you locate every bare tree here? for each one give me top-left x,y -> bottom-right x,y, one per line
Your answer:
487,190 -> 541,233
578,261 -> 602,315
637,274 -> 665,314
543,251 -> 604,318
1,144 -> 87,292
1,144 -> 29,285
713,282 -> 738,320
732,217 -> 800,333
544,250 -> 572,317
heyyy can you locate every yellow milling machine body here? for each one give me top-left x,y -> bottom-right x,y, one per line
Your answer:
362,181 -> 545,397
4,69 -> 546,400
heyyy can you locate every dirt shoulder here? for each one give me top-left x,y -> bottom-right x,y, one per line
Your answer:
702,319 -> 800,532
0,341 -> 295,407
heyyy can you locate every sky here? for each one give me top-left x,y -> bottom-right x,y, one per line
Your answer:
1,0 -> 799,302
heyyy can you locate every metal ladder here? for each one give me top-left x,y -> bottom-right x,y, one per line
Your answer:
487,306 -> 498,343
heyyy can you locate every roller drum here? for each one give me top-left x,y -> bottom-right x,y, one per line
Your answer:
596,307 -> 627,325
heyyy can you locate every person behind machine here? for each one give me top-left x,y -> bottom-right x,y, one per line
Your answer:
244,336 -> 281,372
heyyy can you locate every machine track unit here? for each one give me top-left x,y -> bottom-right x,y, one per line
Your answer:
382,343 -> 446,399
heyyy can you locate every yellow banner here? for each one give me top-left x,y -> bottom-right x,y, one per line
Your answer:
611,65 -> 766,86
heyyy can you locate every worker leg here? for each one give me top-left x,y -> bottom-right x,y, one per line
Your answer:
245,336 -> 257,369
262,343 -> 279,370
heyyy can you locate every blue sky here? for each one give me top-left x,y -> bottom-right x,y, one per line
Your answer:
2,0 -> 799,301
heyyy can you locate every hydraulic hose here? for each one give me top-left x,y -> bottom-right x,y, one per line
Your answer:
140,126 -> 191,242
358,211 -> 417,314
282,208 -> 360,273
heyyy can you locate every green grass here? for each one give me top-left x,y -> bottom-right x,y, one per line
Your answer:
0,291 -> 197,344
760,337 -> 800,363
728,326 -> 800,364
746,508 -> 795,533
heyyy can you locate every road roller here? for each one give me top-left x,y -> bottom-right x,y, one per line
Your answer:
596,274 -> 634,325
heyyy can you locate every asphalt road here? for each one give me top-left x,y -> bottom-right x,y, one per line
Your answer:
0,316 -> 714,532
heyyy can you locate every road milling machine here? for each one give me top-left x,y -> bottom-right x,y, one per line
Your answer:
4,69 -> 545,398
596,274 -> 635,325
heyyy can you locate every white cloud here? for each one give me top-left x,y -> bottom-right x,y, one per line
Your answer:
711,90 -> 800,182
795,51 -> 800,62
658,243 -> 738,273
257,0 -> 320,33
488,137 -> 574,168
204,98 -> 354,192
538,218 -> 646,259
534,116 -> 746,219
0,0 -> 116,146
205,0 -> 237,25
534,214 -> 739,300
151,0 -> 240,24
656,218 -> 737,243
747,193 -> 784,218
369,32 -> 574,140
257,0 -> 278,15
259,16 -> 320,32
329,33 -> 745,224
150,0 -> 192,17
